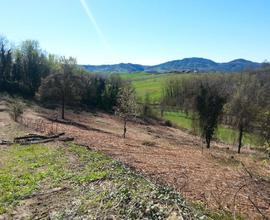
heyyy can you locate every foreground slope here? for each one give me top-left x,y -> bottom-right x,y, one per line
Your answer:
19,104 -> 270,220
0,100 -> 199,219
1,99 -> 270,219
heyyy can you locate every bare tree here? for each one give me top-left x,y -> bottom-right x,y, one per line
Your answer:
115,85 -> 137,138
259,111 -> 270,156
39,57 -> 82,119
8,99 -> 24,122
227,74 -> 259,153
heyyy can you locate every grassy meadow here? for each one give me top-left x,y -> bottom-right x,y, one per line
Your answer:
123,72 -> 192,103
163,111 -> 262,147
119,72 -> 263,148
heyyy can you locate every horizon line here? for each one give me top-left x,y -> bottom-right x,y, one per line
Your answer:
79,57 -> 265,66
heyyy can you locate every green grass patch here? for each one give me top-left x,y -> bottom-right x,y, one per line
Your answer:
132,75 -> 167,103
163,111 -> 262,147
120,72 -> 192,103
164,111 -> 193,130
0,144 -> 69,214
0,143 -> 204,219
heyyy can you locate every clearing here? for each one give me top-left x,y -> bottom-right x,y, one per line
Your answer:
1,99 -> 270,219
0,100 -> 199,220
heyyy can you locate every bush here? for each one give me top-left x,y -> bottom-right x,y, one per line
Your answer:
164,120 -> 172,127
8,100 -> 24,122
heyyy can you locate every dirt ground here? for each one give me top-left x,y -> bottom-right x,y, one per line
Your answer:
2,102 -> 270,219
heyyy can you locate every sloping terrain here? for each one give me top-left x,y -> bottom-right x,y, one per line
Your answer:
1,100 -> 270,219
0,100 -> 199,220
18,104 -> 270,220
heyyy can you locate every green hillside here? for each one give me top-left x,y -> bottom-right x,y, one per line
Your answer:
120,72 -> 263,147
122,72 -> 192,103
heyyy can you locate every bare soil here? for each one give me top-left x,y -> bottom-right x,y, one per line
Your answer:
2,102 -> 270,219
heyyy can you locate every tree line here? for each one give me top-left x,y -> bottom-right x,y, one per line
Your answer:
1,35 -> 138,137
162,68 -> 270,153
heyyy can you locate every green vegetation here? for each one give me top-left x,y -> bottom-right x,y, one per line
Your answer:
132,74 -> 168,103
122,72 -> 269,149
121,72 -> 192,103
0,143 -> 201,219
193,201 -> 244,220
163,111 -> 262,147
164,111 -> 193,130
119,72 -> 150,80
0,144 -> 69,214
119,73 -> 193,105
123,72 -> 197,104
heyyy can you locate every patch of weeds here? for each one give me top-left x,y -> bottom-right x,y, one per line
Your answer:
67,144 -> 125,184
211,154 -> 240,167
61,145 -> 201,219
0,144 -> 69,214
0,142 -> 202,219
192,201 -> 245,220
142,141 -> 157,147
75,170 -> 108,183
91,169 -> 201,219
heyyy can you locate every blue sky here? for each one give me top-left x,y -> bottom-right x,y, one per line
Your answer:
1,0 -> 270,65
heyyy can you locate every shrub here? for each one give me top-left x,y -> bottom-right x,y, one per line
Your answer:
164,120 -> 172,127
8,100 -> 24,122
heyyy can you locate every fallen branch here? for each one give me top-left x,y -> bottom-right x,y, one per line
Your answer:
12,132 -> 73,145
20,138 -> 56,145
14,132 -> 65,143
0,140 -> 12,145
240,161 -> 253,179
47,132 -> 65,139
233,184 -> 246,220
248,196 -> 269,220
58,137 -> 74,142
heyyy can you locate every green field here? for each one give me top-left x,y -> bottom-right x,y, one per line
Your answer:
163,111 -> 262,147
120,72 -> 263,148
123,72 -> 192,103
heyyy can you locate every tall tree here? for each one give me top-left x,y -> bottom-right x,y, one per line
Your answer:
0,36 -> 12,84
18,40 -> 49,94
195,82 -> 225,148
102,74 -> 123,111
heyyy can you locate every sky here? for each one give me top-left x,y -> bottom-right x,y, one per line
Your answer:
1,0 -> 270,65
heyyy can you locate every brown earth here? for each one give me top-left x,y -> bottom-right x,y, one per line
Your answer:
2,102 -> 270,219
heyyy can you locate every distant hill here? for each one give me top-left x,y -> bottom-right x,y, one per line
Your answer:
82,58 -> 262,73
83,63 -> 146,73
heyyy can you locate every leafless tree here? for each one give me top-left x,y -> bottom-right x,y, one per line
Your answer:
39,57 -> 82,119
115,85 -> 137,138
226,74 -> 260,153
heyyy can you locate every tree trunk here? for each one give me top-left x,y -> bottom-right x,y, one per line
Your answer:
238,123 -> 243,154
161,109 -> 164,117
123,119 -> 127,138
61,95 -> 65,119
206,136 -> 211,148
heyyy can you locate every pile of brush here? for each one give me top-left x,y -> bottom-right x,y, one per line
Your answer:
0,133 -> 74,145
